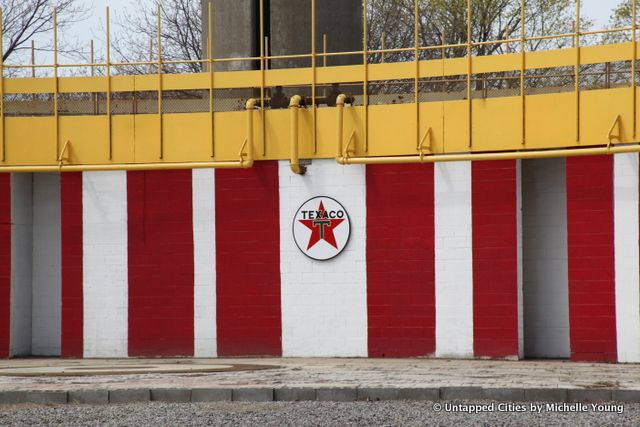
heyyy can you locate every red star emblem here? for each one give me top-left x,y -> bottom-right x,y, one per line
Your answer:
298,201 -> 345,250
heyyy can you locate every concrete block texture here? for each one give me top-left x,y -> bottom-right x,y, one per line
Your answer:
357,388 -> 399,401
316,388 -> 358,402
567,389 -> 613,403
274,388 -> 317,401
151,389 -> 192,403
191,388 -> 232,402
441,387 -> 483,400
612,390 -> 640,402
25,391 -> 67,405
232,388 -> 274,402
397,388 -> 440,401
68,390 -> 108,404
0,391 -> 26,405
482,388 -> 525,402
524,388 -> 568,402
108,389 -> 150,403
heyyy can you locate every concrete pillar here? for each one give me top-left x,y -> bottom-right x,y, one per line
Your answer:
202,0 -> 362,70
270,0 -> 362,69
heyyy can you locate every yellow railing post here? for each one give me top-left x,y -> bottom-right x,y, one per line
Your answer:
259,0 -> 266,157
208,1 -> 215,158
363,0 -> 369,152
520,0 -> 526,146
106,8 -> 113,160
633,0 -> 637,139
0,10 -> 4,162
414,0 -> 420,155
157,4 -> 164,160
289,95 -> 306,174
312,0 -> 318,154
467,0 -> 473,148
575,0 -> 581,144
54,8 -> 60,161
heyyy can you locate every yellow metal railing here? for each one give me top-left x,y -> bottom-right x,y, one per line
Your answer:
0,0 -> 639,171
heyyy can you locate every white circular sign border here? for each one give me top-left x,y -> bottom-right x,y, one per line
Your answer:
292,195 -> 352,262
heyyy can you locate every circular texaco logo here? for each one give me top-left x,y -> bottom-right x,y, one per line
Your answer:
292,196 -> 351,261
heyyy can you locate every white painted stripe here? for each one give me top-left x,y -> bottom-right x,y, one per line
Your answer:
9,173 -> 33,357
193,169 -> 217,357
279,160 -> 368,357
82,171 -> 128,357
435,161 -> 473,358
614,153 -> 640,363
31,174 -> 61,356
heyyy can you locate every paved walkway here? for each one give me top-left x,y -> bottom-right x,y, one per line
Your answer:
0,358 -> 638,404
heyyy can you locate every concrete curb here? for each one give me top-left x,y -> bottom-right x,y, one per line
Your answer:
0,387 -> 637,405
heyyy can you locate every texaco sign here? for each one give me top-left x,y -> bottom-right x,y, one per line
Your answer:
293,196 -> 351,261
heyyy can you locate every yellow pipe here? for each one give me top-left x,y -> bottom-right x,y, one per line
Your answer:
336,94 -> 347,158
337,144 -> 640,166
0,161 -> 254,173
289,95 -> 306,175
244,98 -> 257,168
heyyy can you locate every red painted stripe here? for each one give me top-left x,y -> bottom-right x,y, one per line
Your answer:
215,162 -> 281,356
366,164 -> 436,357
0,175 -> 10,358
566,156 -> 617,362
127,170 -> 194,357
61,173 -> 83,358
472,160 -> 519,358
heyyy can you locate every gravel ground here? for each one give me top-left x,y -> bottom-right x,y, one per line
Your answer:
0,401 -> 637,427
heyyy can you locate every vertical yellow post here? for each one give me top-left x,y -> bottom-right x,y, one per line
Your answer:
575,0 -> 580,143
157,4 -> 164,159
54,8 -> 60,159
91,40 -> 97,114
265,36 -> 270,69
414,0 -> 420,152
106,8 -> 113,160
381,32 -> 385,63
323,34 -> 327,67
633,0 -> 637,139
0,10 -> 4,162
466,0 -> 473,148
148,38 -> 153,74
363,0 -> 369,152
520,0 -> 526,146
31,40 -> 36,78
208,1 -> 215,158
312,0 -> 317,154
259,0 -> 265,156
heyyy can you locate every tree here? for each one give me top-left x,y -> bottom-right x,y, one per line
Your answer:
112,0 -> 202,74
1,0 -> 87,63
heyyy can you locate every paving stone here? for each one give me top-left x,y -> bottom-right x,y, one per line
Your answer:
524,388 -> 567,402
109,389 -> 150,403
441,387 -> 483,400
567,389 -> 613,403
0,391 -> 26,405
612,389 -> 640,402
357,388 -> 399,401
274,388 -> 317,401
316,388 -> 357,402
68,390 -> 108,404
397,388 -> 440,401
151,389 -> 191,403
482,388 -> 525,402
25,391 -> 67,405
232,388 -> 274,402
191,388 -> 232,402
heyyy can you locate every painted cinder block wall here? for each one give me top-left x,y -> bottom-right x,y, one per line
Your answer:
0,155 -> 638,362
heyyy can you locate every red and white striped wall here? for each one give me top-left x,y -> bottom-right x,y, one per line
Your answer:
0,155 -> 638,362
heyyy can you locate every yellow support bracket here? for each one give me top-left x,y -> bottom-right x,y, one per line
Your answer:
608,115 -> 622,150
418,128 -> 433,161
58,140 -> 71,169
